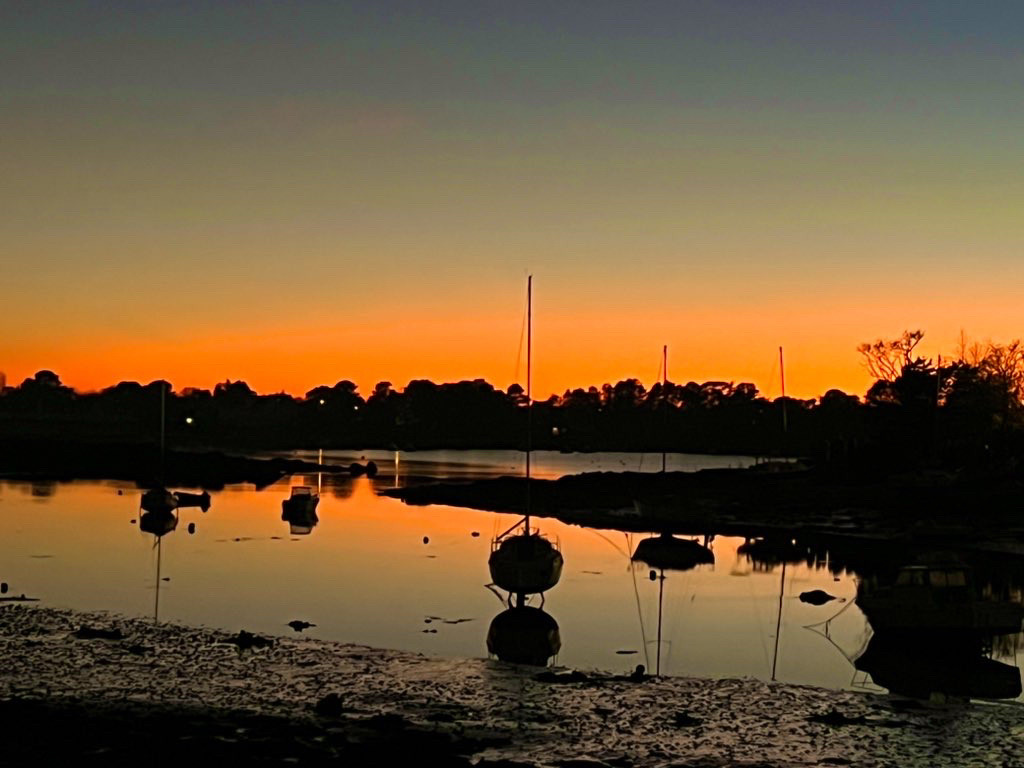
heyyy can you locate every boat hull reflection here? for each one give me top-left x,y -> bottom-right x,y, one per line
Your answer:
856,633 -> 1022,700
632,534 -> 714,572
487,606 -> 561,666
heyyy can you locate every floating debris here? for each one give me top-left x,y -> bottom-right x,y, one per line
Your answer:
287,620 -> 316,633
614,650 -> 638,655
800,589 -> 839,606
422,536 -> 430,545
187,522 -> 196,534
1,582 -> 7,594
470,531 -> 480,537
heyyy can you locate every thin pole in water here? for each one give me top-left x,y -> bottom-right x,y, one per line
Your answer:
771,559 -> 786,680
154,537 -> 162,623
656,567 -> 665,676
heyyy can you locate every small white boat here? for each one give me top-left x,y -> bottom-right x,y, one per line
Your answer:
281,486 -> 320,535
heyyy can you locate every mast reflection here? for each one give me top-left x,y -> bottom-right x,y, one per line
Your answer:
137,492 -> 210,623
631,533 -> 715,676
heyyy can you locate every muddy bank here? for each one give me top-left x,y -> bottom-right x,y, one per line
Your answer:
382,467 -> 1024,543
2,605 -> 1023,767
0,439 -> 348,489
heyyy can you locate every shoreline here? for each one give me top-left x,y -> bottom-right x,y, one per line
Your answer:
2,605 -> 1022,767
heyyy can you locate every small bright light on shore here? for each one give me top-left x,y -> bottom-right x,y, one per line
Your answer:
353,405 -> 359,410
185,417 -> 194,425
319,399 -> 325,405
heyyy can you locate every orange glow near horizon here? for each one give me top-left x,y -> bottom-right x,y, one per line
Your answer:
7,291 -> 1019,403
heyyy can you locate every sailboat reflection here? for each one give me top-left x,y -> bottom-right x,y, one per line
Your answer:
137,494 -> 210,622
487,605 -> 562,666
855,557 -> 1024,700
631,533 -> 716,676
632,533 -> 715,572
140,507 -> 178,537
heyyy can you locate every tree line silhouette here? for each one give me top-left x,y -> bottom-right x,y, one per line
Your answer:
3,331 -> 1023,471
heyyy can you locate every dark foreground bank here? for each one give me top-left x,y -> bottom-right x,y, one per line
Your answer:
2,606 -> 1023,767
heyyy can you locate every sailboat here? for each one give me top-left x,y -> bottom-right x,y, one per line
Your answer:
488,276 -> 564,602
140,383 -> 212,515
141,383 -> 178,515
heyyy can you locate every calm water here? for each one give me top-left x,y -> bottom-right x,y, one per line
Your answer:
1,449 -> 1019,698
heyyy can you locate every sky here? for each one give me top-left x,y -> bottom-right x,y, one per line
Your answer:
3,1 -> 1023,399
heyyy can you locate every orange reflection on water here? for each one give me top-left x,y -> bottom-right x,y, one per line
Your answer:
0,466 -> 867,689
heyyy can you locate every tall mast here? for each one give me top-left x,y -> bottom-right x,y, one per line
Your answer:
159,382 -> 166,486
661,344 -> 668,473
778,346 -> 788,452
525,275 -> 532,534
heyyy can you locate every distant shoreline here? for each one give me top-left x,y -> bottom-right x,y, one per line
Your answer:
0,437 -> 343,489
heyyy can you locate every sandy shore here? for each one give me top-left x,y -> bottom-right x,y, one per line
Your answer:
2,605 -> 1022,767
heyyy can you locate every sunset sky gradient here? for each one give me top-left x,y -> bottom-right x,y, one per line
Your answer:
3,2 -> 1022,399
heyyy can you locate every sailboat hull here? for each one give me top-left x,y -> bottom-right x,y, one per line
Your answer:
489,534 -> 563,594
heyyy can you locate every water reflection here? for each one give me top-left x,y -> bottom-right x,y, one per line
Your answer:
5,453 -> 1024,701
282,486 -> 320,536
737,536 -> 809,572
631,534 -> 717,676
487,605 -> 561,665
853,556 -> 1024,700
137,492 -> 211,622
632,533 -> 715,572
139,508 -> 178,537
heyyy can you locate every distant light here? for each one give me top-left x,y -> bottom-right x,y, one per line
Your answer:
185,417 -> 194,425
353,405 -> 359,410
319,399 -> 325,405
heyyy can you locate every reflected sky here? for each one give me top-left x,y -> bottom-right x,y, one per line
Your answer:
1,450 -> 1020,697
